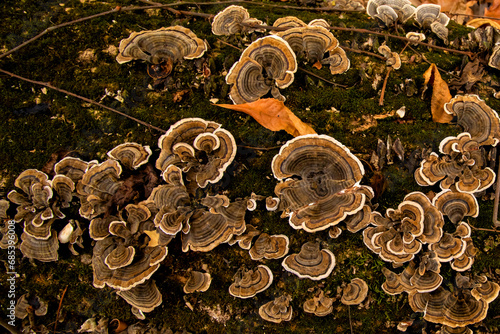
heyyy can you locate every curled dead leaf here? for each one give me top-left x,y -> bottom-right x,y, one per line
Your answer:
422,63 -> 453,123
215,98 -> 316,137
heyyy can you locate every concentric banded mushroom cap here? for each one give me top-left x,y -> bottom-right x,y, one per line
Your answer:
240,35 -> 297,87
444,95 -> 500,147
433,189 -> 479,225
116,26 -> 207,64
107,142 -> 152,170
409,267 -> 443,294
323,46 -> 350,75
272,16 -> 307,29
156,118 -> 236,188
431,22 -> 449,43
451,238 -> 476,272
429,233 -> 467,262
489,44 -> 500,70
341,278 -> 369,305
89,216 -> 118,240
228,224 -> 260,249
265,196 -> 280,211
81,159 -> 122,195
183,270 -> 212,293
15,294 -> 48,319
303,289 -> 333,316
367,0 -> 415,25
54,157 -> 90,182
229,265 -> 273,298
415,4 -> 443,28
378,45 -> 401,70
275,26 -> 339,64
181,201 -> 247,252
471,279 -> 500,303
406,32 -> 426,44
117,279 -> 162,313
282,241 -> 335,280
328,226 -> 343,238
272,134 -> 364,183
20,231 -> 59,262
14,169 -> 50,196
226,35 -> 297,104
212,5 -> 252,35
249,233 -> 289,260
258,294 -> 293,323
92,237 -> 165,291
381,267 -> 407,295
104,244 -> 136,270
226,56 -> 273,104
403,191 -> 444,244
308,19 -> 330,28
409,287 -> 489,328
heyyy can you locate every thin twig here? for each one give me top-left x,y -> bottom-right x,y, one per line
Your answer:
0,6 -> 121,59
0,68 -> 166,132
342,46 -> 386,60
237,144 -> 281,150
406,45 -> 461,79
242,22 -> 474,57
298,67 -> 347,87
140,0 -> 364,12
379,67 -> 392,106
53,285 -> 68,334
470,225 -> 500,233
217,39 -> 242,50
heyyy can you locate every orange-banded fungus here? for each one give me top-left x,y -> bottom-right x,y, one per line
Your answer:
341,278 -> 369,305
229,265 -> 273,298
258,294 -> 293,323
282,241 -> 335,280
183,270 -> 212,293
116,26 -> 206,65
248,233 -> 289,260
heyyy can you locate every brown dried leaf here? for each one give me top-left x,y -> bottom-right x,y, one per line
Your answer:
422,63 -> 453,123
216,98 -> 316,137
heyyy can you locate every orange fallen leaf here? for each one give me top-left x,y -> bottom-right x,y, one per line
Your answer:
422,63 -> 453,123
216,98 -> 316,137
485,0 -> 500,22
467,18 -> 500,30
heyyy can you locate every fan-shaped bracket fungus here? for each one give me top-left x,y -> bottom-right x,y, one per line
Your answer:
274,26 -> 339,67
341,278 -> 369,305
183,270 -> 212,294
258,294 -> 293,323
444,94 -> 500,147
282,241 -> 335,280
226,35 -> 297,104
211,5 -> 264,35
272,134 -> 367,233
248,233 -> 289,260
366,0 -> 416,26
229,265 -> 273,298
303,289 -> 334,316
156,118 -> 237,189
116,26 -> 207,65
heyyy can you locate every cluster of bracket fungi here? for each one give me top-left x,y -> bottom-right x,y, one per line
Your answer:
3,2 -> 500,331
